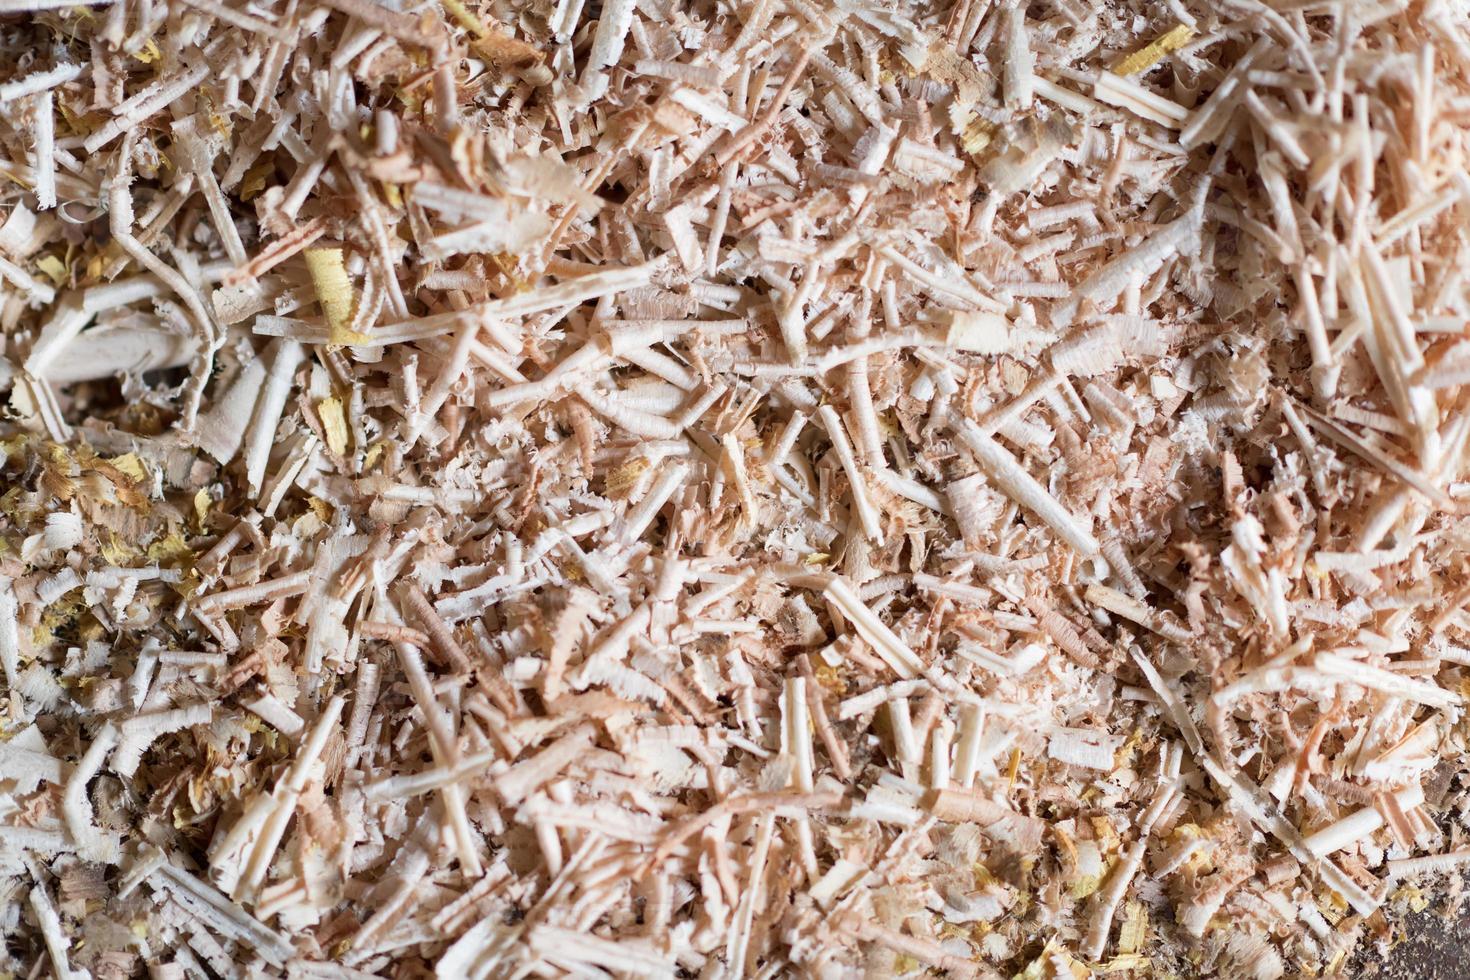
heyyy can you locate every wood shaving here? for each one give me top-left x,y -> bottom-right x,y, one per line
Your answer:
2,0 -> 1470,976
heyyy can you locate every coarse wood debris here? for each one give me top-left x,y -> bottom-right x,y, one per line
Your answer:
1,0 -> 1470,977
